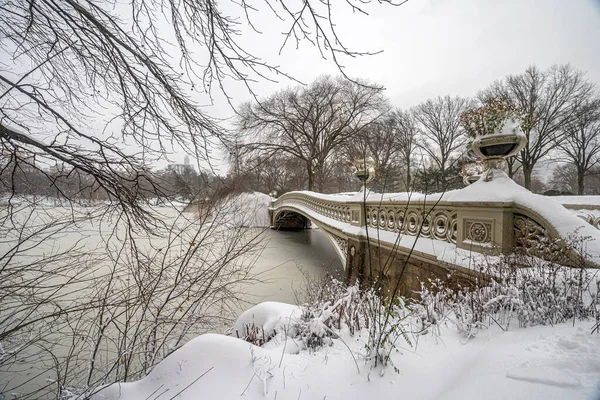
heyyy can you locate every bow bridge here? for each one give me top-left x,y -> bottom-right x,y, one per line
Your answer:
270,174 -> 600,297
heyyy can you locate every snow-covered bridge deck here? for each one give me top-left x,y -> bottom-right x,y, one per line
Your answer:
270,171 -> 600,294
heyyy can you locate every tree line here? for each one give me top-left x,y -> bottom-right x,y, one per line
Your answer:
233,65 -> 600,195
0,148 -> 218,204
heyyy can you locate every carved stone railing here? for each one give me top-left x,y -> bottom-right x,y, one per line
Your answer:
513,213 -> 565,262
365,205 -> 458,244
271,192 -> 512,252
271,188 -> 600,269
272,193 -> 474,251
271,192 -> 352,225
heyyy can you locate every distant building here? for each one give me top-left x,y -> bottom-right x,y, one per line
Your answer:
167,163 -> 194,175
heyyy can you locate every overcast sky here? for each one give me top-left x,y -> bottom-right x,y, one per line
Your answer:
5,0 -> 599,172
212,0 -> 600,112
194,0 -> 600,173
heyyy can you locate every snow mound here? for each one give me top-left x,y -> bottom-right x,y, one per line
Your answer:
91,334 -> 270,400
233,301 -> 301,339
215,192 -> 272,228
92,301 -> 600,400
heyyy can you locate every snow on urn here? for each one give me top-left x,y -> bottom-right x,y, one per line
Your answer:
351,156 -> 376,186
461,97 -> 527,181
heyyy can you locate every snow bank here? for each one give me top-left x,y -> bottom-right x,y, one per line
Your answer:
214,192 -> 272,228
92,302 -> 600,400
91,334 -> 270,400
233,301 -> 301,339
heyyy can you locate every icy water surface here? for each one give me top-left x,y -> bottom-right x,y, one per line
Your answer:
0,203 -> 343,399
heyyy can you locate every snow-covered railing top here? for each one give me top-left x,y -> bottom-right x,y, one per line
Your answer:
549,196 -> 600,209
547,196 -> 600,230
270,171 -> 600,269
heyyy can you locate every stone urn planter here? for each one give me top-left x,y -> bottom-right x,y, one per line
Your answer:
471,117 -> 526,161
461,97 -> 527,181
465,139 -> 480,161
351,157 -> 375,188
463,175 -> 480,185
460,160 -> 484,185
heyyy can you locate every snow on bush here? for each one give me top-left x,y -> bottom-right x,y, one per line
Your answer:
237,257 -> 599,370
89,263 -> 600,400
233,302 -> 301,345
415,255 -> 600,339
235,277 -> 415,373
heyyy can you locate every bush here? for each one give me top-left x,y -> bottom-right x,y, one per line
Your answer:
414,254 -> 600,339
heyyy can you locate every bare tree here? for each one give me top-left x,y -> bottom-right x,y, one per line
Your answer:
319,153 -> 358,193
481,65 -> 594,189
413,95 -> 472,182
547,163 -> 578,194
236,152 -> 307,194
343,116 -> 402,191
240,75 -> 387,191
391,109 -> 418,191
0,0 -> 407,220
0,1 -> 408,398
555,96 -> 600,194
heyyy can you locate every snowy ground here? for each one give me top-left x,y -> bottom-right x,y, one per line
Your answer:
92,302 -> 600,400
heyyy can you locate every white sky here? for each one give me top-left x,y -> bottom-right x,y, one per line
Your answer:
3,0 -> 600,173
194,0 -> 600,174
209,0 -> 600,113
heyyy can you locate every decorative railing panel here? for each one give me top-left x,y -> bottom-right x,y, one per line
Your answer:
514,213 -> 575,266
272,194 -> 351,225
365,205 -> 457,244
329,232 -> 348,264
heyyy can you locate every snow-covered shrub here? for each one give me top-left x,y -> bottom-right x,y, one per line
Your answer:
593,279 -> 600,334
365,295 -> 414,373
415,251 -> 600,339
296,279 -> 370,351
295,276 -> 415,373
236,320 -> 271,346
413,278 -> 454,335
233,302 -> 301,346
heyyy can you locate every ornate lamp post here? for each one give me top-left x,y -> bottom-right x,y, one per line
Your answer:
351,156 -> 376,191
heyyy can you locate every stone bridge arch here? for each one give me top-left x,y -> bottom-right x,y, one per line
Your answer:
271,207 -> 349,269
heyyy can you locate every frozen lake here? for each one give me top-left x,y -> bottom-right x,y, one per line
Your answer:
0,201 -> 343,399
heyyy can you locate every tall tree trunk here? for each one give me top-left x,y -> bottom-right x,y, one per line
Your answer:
522,164 -> 533,190
577,167 -> 585,195
307,164 -> 315,191
507,158 -> 517,178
